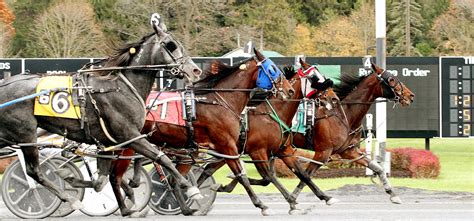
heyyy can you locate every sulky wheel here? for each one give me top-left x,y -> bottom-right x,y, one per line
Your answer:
1,158 -> 64,219
148,165 -> 216,215
78,157 -> 119,217
122,164 -> 152,213
49,157 -> 85,217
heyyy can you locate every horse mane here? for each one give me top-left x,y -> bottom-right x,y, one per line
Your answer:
282,65 -> 297,79
193,57 -> 255,89
104,33 -> 155,68
333,72 -> 367,100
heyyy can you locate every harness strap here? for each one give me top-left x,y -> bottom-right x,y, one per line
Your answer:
118,73 -> 146,114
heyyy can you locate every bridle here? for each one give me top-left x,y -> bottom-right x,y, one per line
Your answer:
377,70 -> 404,104
256,58 -> 289,99
156,33 -> 191,78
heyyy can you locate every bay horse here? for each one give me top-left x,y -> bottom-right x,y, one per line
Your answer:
193,59 -> 341,215
109,48 -> 295,216
290,62 -> 415,204
0,13 -> 202,211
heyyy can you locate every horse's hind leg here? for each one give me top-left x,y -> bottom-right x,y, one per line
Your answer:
291,149 -> 331,201
340,148 -> 402,204
281,154 -> 337,205
226,158 -> 271,216
21,146 -> 83,209
128,158 -> 143,188
129,138 -> 202,200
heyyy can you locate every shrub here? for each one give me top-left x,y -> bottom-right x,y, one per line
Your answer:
390,147 -> 441,178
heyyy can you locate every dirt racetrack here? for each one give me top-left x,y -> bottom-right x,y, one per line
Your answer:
0,184 -> 473,220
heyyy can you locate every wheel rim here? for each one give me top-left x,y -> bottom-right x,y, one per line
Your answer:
1,159 -> 63,219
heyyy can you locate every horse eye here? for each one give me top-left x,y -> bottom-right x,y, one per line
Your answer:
165,41 -> 178,52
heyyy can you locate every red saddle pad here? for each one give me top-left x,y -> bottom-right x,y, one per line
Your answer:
146,91 -> 185,126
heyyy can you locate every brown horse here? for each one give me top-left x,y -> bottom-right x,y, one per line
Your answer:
109,48 -> 295,216
290,62 -> 415,204
194,59 -> 341,215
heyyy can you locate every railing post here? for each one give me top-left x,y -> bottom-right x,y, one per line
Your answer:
365,114 -> 374,175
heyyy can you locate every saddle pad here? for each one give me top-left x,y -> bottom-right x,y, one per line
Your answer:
34,76 -> 80,119
146,91 -> 185,126
291,102 -> 306,134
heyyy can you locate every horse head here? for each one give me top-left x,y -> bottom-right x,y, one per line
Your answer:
371,62 -> 415,107
148,13 -> 202,83
253,48 -> 295,99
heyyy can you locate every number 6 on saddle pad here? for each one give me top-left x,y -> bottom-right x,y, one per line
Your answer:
34,76 -> 81,119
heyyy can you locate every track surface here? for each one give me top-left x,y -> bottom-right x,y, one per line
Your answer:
1,184 -> 473,220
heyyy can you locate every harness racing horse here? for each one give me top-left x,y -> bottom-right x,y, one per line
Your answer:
0,13 -> 203,212
194,59 -> 340,215
290,62 -> 415,204
110,48 -> 295,216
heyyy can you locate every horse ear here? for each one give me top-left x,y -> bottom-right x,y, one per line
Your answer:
371,62 -> 382,74
299,58 -> 310,70
253,48 -> 265,62
150,13 -> 166,37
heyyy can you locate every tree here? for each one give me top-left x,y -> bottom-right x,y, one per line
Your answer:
7,0 -> 52,57
229,0 -> 297,54
311,16 -> 367,56
430,0 -> 474,55
27,0 -> 107,57
287,24 -> 316,55
93,0 -> 236,57
387,0 -> 424,56
0,0 -> 15,57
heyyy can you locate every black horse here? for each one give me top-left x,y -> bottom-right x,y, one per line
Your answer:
0,13 -> 203,210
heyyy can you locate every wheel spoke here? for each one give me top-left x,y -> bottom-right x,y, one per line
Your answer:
32,188 -> 46,212
155,189 -> 170,205
10,174 -> 30,186
11,188 -> 30,205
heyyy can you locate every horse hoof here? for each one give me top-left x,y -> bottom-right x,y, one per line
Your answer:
261,208 -> 274,216
93,175 -> 108,192
289,208 -> 307,215
210,183 -> 222,191
70,200 -> 84,210
326,197 -> 340,205
186,186 -> 204,200
390,195 -> 402,204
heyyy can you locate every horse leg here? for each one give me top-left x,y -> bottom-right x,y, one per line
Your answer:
21,146 -> 83,210
291,149 -> 332,202
61,157 -> 111,192
340,149 -> 402,204
252,157 -> 305,215
226,158 -> 271,216
129,138 -> 202,200
281,155 -> 338,205
128,158 -> 143,188
196,160 -> 226,189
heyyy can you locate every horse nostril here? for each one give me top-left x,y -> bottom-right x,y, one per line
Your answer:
289,89 -> 295,96
193,68 -> 202,76
410,94 -> 415,101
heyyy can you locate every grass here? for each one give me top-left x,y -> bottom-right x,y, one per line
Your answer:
212,138 -> 474,194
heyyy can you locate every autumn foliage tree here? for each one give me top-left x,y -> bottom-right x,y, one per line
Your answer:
0,0 -> 15,57
430,0 -> 473,55
27,0 -> 107,57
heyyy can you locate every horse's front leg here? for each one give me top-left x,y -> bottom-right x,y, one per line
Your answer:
251,157 -> 306,215
21,146 -> 83,210
291,149 -> 331,201
225,157 -> 272,216
129,138 -> 202,200
340,149 -> 402,204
